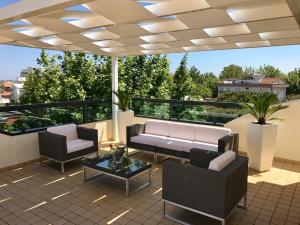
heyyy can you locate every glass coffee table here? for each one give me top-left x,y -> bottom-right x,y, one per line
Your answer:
83,155 -> 152,196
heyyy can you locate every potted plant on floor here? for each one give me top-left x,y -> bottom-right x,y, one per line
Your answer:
113,88 -> 134,144
243,94 -> 289,172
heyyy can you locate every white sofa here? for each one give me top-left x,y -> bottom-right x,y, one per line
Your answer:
127,120 -> 237,162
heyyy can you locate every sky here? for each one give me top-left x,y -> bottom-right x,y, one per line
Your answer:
1,44 -> 300,80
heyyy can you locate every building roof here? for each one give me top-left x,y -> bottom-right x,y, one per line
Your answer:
1,81 -> 14,88
0,91 -> 12,97
0,0 -> 300,56
260,77 -> 286,84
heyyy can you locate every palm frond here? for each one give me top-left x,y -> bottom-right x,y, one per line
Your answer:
112,89 -> 131,111
242,94 -> 289,125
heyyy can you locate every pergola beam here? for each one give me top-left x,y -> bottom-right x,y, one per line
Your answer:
287,0 -> 300,27
0,0 -> 95,25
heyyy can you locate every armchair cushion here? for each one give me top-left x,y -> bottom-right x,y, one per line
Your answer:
67,139 -> 94,153
208,151 -> 236,171
47,124 -> 78,141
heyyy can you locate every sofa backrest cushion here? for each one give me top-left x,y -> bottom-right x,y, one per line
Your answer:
208,151 -> 236,171
169,122 -> 196,141
47,124 -> 78,141
196,125 -> 231,144
145,120 -> 170,137
190,149 -> 222,169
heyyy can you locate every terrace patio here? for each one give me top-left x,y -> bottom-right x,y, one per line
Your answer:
0,152 -> 299,225
1,0 -> 300,224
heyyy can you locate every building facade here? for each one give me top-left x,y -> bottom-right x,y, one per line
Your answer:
218,75 -> 289,101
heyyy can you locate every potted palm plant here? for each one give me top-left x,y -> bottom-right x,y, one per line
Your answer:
113,89 -> 134,143
243,94 -> 288,171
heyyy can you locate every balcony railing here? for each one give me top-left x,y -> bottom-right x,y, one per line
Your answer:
0,98 -> 246,135
132,97 -> 245,126
0,99 -> 112,135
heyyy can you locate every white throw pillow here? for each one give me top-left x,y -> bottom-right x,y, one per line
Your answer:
47,124 -> 78,141
208,151 -> 236,171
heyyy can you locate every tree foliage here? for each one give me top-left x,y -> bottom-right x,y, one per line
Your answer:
189,66 -> 218,99
284,68 -> 300,96
220,64 -> 243,79
257,64 -> 283,78
243,66 -> 256,79
171,54 -> 192,100
20,50 -> 173,104
19,49 -> 300,106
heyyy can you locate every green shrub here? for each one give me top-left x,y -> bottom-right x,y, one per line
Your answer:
217,91 -> 278,103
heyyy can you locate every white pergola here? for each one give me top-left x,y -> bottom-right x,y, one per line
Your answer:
1,0 -> 300,140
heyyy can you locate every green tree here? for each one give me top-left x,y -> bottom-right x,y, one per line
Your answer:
119,55 -> 149,97
189,66 -> 201,82
257,65 -> 283,78
20,50 -> 61,103
243,66 -> 256,79
190,70 -> 219,99
171,54 -> 192,100
90,55 -> 112,99
285,68 -> 300,95
220,64 -> 243,79
145,55 -> 171,98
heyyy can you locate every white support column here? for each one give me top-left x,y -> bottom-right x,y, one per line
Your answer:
112,56 -> 119,141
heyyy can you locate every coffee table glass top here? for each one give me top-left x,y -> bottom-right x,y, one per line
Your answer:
83,155 -> 151,178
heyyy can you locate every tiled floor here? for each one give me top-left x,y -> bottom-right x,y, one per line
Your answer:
0,152 -> 299,225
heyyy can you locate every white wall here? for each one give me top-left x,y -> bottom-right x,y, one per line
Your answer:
0,120 -> 113,169
225,100 -> 300,162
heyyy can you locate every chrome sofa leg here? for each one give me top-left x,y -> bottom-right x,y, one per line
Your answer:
243,193 -> 247,209
61,162 -> 65,173
154,152 -> 157,164
238,193 -> 247,209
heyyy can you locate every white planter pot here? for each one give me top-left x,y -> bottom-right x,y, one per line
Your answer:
247,122 -> 278,172
117,110 -> 134,144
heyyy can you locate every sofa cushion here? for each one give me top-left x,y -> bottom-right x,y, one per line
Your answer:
169,123 -> 196,141
145,120 -> 170,136
155,137 -> 192,152
208,151 -> 236,171
67,139 -> 94,153
47,124 -> 78,141
195,125 -> 231,144
191,141 -> 218,152
190,149 -> 222,169
130,134 -> 167,146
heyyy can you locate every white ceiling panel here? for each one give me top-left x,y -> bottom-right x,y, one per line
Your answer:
236,40 -> 271,48
86,0 -> 155,23
0,0 -> 299,55
191,37 -> 227,45
140,33 -> 176,43
204,24 -> 251,37
177,9 -> 234,29
144,0 -> 209,16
